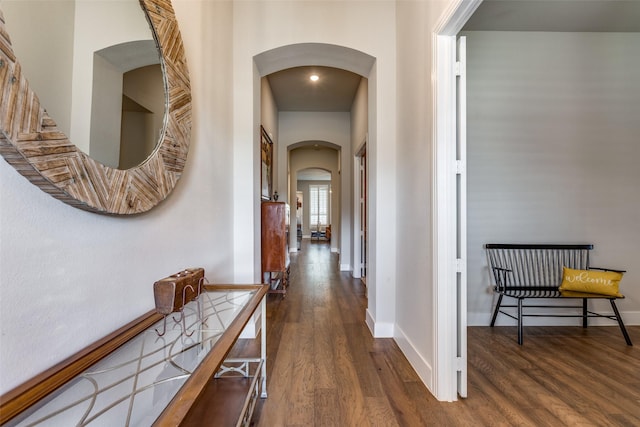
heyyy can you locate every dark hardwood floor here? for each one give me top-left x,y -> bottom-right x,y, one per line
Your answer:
248,239 -> 640,426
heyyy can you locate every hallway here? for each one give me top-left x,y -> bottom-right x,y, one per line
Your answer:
247,239 -> 640,426
252,239 -> 436,426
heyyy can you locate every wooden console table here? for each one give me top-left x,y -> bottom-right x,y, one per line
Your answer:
0,284 -> 268,426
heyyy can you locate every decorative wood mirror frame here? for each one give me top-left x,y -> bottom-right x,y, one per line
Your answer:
0,0 -> 191,215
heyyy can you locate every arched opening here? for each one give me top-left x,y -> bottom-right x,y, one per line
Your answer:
254,43 -> 374,281
290,144 -> 339,252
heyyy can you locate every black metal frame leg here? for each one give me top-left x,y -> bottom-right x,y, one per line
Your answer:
610,299 -> 633,346
490,294 -> 503,327
517,298 -> 523,345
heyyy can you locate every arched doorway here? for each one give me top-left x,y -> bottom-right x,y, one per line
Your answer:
250,42 -> 396,346
254,43 -> 374,280
289,144 -> 340,254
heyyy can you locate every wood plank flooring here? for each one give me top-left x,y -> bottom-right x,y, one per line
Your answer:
248,240 -> 640,426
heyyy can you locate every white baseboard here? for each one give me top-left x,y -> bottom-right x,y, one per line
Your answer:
622,311 -> 640,324
394,324 -> 434,396
340,263 -> 351,272
469,310 -> 640,327
331,248 -> 339,254
365,309 -> 394,337
365,309 -> 375,335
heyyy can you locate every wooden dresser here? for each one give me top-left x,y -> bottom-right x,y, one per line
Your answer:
261,202 -> 290,296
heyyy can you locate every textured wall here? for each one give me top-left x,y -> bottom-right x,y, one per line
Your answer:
464,31 -> 640,325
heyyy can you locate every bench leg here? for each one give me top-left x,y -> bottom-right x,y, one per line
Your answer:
582,298 -> 588,328
517,298 -> 524,345
609,300 -> 633,346
490,294 -> 503,327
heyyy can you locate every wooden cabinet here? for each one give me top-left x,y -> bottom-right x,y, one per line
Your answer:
261,202 -> 290,296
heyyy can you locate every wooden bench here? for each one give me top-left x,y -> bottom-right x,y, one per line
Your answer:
486,244 -> 632,346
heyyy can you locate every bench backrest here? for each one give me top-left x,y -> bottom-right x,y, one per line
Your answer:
485,244 -> 593,289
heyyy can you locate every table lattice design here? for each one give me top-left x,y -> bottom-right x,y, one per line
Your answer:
7,290 -> 256,427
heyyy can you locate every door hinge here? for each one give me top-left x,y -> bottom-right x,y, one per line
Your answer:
455,357 -> 465,371
455,61 -> 464,76
455,258 -> 465,273
455,160 -> 465,174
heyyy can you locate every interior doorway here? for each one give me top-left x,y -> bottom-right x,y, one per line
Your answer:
353,142 -> 367,283
296,190 -> 303,250
254,43 -> 374,280
433,0 -> 481,401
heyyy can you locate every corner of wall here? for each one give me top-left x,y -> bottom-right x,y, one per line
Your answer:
394,324 -> 434,394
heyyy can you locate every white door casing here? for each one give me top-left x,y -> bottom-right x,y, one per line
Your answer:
456,35 -> 468,399
432,0 -> 481,402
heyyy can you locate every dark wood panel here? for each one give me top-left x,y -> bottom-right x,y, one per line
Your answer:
261,202 -> 288,272
181,377 -> 252,427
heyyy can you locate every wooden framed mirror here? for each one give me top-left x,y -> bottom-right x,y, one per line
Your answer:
0,0 -> 191,215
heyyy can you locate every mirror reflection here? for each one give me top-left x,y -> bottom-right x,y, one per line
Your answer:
1,0 -> 164,170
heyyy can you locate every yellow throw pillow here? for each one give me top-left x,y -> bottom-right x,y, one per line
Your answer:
559,267 -> 624,297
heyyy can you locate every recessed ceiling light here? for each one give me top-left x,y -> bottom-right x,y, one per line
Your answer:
310,74 -> 319,82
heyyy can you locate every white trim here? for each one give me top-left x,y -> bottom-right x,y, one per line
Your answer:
352,138 -> 367,280
456,35 -> 468,399
340,263 -> 351,271
365,309 -> 375,335
622,311 -> 640,325
432,33 -> 458,402
434,0 -> 483,36
432,0 -> 483,402
469,310 -> 640,327
373,322 -> 394,338
353,155 -> 362,279
364,309 -> 394,338
395,325 -> 434,391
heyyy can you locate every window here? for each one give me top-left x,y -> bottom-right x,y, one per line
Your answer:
309,184 -> 329,227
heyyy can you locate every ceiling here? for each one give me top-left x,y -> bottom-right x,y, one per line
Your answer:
463,0 -> 640,32
267,1 -> 639,115
267,66 -> 362,112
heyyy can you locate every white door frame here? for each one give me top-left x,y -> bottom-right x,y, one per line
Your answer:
353,138 -> 367,280
432,0 -> 482,402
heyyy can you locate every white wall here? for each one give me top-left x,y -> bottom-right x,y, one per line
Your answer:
3,0 -> 158,158
72,0 -> 153,152
89,53 -> 123,168
0,0 -> 466,402
394,0 -> 452,395
464,31 -> 640,326
119,65 -> 165,169
260,76 -> 279,194
350,77 -> 368,277
0,0 -> 236,393
2,0 -> 75,136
